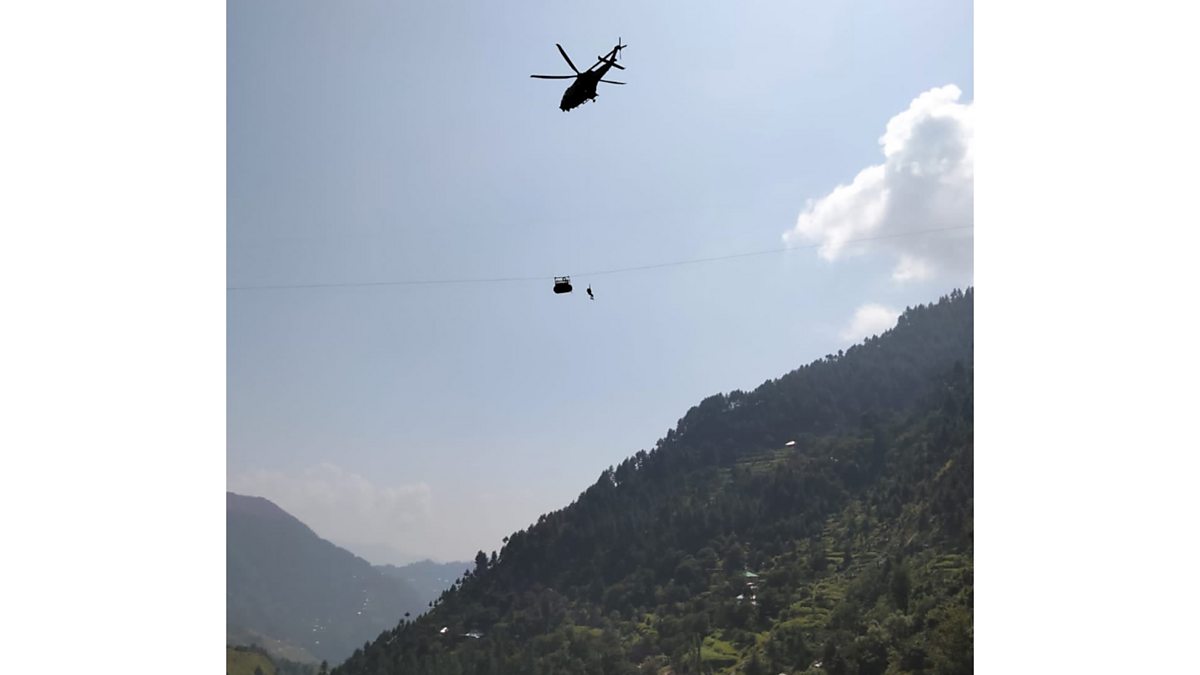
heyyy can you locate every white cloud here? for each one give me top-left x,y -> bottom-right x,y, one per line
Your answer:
228,463 -> 433,562
784,84 -> 973,284
841,303 -> 900,341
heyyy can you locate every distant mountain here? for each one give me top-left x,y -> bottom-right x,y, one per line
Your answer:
335,289 -> 973,675
376,559 -> 471,610
227,492 -> 425,664
333,540 -> 415,569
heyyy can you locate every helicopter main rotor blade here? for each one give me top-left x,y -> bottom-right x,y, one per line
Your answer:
599,79 -> 625,85
530,74 -> 578,79
556,43 -> 580,74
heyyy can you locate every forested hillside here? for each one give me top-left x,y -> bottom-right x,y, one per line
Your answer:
335,289 -> 973,675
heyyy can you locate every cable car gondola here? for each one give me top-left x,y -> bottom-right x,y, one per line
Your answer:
553,276 -> 573,294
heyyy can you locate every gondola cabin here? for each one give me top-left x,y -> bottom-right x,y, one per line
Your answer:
553,276 -> 573,294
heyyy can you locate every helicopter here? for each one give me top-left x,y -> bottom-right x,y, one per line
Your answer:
531,39 -> 627,111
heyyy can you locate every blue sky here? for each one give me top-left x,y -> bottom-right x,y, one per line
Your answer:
227,0 -> 973,563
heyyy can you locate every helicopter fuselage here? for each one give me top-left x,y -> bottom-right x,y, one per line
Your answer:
560,62 -> 615,111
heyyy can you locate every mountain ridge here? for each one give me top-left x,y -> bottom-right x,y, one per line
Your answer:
227,492 -> 427,664
377,559 -> 473,611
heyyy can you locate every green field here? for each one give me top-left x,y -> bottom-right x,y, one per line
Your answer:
227,646 -> 276,675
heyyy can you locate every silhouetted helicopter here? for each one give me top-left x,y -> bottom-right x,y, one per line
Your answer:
531,39 -> 627,111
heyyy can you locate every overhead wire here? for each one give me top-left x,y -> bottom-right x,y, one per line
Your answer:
226,224 -> 972,292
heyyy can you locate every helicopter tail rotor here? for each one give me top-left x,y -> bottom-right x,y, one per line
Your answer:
599,38 -> 627,69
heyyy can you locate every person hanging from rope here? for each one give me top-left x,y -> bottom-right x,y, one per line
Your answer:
586,285 -> 594,300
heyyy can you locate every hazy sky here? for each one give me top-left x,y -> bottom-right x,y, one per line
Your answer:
227,0 -> 973,564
